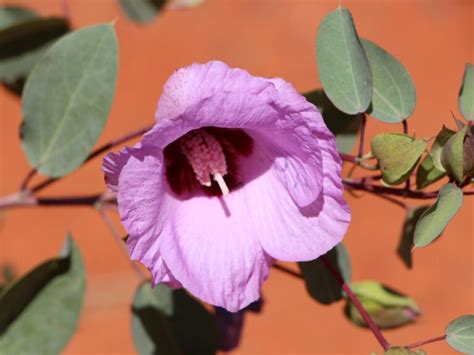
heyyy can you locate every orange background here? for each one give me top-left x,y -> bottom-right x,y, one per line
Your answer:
0,0 -> 473,354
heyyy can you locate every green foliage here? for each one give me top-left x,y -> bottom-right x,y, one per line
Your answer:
416,155 -> 446,189
132,283 -> 218,355
303,89 -> 361,153
413,183 -> 463,248
361,39 -> 416,123
0,16 -> 69,83
459,63 -> 474,121
316,7 -> 372,115
118,0 -> 166,24
0,5 -> 36,30
441,126 -> 468,182
371,133 -> 426,185
446,315 -> 474,354
346,281 -> 420,329
21,23 -> 118,177
430,126 -> 455,172
0,236 -> 85,354
298,243 -> 351,305
397,206 -> 429,268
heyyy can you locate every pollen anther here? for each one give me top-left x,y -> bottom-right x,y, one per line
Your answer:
179,130 -> 229,194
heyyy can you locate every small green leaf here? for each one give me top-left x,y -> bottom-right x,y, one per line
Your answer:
397,206 -> 429,268
118,0 -> 165,24
413,183 -> 463,248
0,17 -> 69,82
416,154 -> 446,189
446,315 -> 474,354
347,281 -> 420,329
371,133 -> 426,185
0,5 -> 37,30
0,235 -> 85,354
464,128 -> 474,177
361,39 -> 416,123
316,7 -> 372,114
304,89 -> 361,153
430,126 -> 456,172
21,23 -> 118,177
441,126 -> 468,182
298,243 -> 351,305
459,63 -> 474,121
132,283 -> 218,355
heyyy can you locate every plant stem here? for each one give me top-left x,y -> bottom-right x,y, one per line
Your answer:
272,263 -> 303,279
320,256 -> 391,351
27,124 -> 153,193
405,335 -> 446,349
343,179 -> 440,199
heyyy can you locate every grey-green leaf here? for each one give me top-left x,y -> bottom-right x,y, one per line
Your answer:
413,183 -> 464,248
298,243 -> 351,305
316,7 -> 372,114
0,235 -> 85,354
430,126 -> 456,172
21,23 -> 118,177
361,39 -> 416,123
459,63 -> 474,121
132,283 -> 218,355
0,17 -> 69,82
304,89 -> 362,153
441,126 -> 468,182
371,133 -> 427,185
446,315 -> 474,354
0,5 -> 37,30
416,154 -> 446,190
118,0 -> 165,24
397,206 -> 429,268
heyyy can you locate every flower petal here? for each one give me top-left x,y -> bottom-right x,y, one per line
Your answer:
158,190 -> 272,312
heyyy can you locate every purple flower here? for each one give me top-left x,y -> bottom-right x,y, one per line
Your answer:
103,61 -> 350,312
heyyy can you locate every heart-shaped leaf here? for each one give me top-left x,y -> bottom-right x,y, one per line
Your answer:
20,23 -> 118,177
0,5 -> 37,30
413,183 -> 463,248
371,133 -> 426,185
361,39 -> 416,123
416,154 -> 446,190
430,126 -> 456,172
316,7 -> 372,114
441,126 -> 468,182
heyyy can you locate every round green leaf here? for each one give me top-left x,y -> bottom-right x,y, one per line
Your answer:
459,63 -> 474,121
316,7 -> 372,114
371,133 -> 426,185
413,183 -> 464,248
21,23 -> 118,177
441,126 -> 468,182
361,39 -> 416,123
446,315 -> 474,354
0,5 -> 37,30
118,0 -> 165,24
0,235 -> 85,354
298,243 -> 351,305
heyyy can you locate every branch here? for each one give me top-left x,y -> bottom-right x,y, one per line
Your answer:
0,191 -> 115,209
320,256 -> 391,351
405,335 -> 446,350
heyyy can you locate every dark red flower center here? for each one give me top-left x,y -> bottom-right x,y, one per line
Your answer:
163,127 -> 254,197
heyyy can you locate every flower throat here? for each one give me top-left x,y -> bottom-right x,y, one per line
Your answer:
163,127 -> 253,197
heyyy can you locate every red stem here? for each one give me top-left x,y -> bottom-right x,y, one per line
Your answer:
405,335 -> 446,349
320,256 -> 391,351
